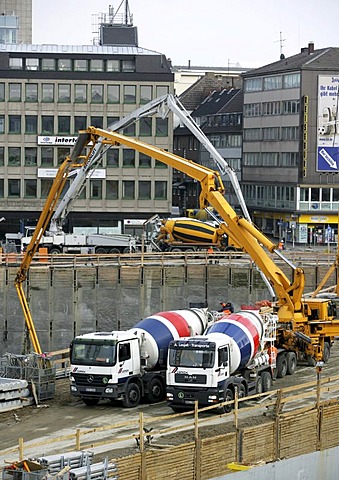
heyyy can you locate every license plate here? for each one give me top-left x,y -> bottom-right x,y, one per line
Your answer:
85,387 -> 96,392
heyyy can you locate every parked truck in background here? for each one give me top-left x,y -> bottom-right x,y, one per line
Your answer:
20,228 -> 137,254
155,217 -> 240,253
69,307 -> 217,407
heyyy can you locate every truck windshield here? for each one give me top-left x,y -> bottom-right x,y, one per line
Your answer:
168,348 -> 214,368
71,339 -> 117,366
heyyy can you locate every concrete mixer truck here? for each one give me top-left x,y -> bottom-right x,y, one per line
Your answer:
69,307 -> 218,407
166,308 -> 279,412
155,218 -> 240,253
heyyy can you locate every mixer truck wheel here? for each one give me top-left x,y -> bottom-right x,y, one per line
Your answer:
147,378 -> 165,403
122,382 -> 141,408
286,352 -> 297,375
260,371 -> 272,392
276,354 -> 288,378
255,376 -> 263,394
215,387 -> 234,414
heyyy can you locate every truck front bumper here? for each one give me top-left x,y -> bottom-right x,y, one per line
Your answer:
167,386 -> 222,409
70,381 -> 124,401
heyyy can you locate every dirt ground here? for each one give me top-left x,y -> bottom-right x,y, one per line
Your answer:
1,341 -> 339,463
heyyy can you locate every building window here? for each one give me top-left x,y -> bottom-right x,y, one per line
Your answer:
155,181 -> 167,199
9,115 -> 21,134
243,152 -> 260,166
122,59 -> 135,72
123,85 -> 136,103
8,147 -> 21,166
8,179 -> 20,197
90,116 -> 103,128
262,127 -> 280,141
90,59 -> 103,72
90,179 -> 102,199
41,58 -> 55,71
25,58 -> 39,71
41,179 -> 53,198
74,59 -> 88,71
123,149 -> 135,167
156,86 -> 169,97
0,147 -> 4,166
24,179 -> 37,197
25,147 -> 37,166
0,115 -> 5,134
42,116 -> 54,134
140,85 -> 152,104
244,128 -> 261,141
262,101 -> 281,115
139,153 -> 152,168
244,77 -> 262,92
139,118 -> 152,136
244,103 -> 261,116
282,100 -> 300,114
106,59 -> 120,72
262,152 -> 279,166
281,126 -> 299,140
263,75 -> 282,90
9,83 -> 21,101
0,83 -> 4,101
107,149 -> 119,167
123,124 -> 135,136
58,116 -> 71,134
73,84 -> 86,103
58,84 -> 71,102
155,159 -> 167,168
0,179 -> 3,197
281,152 -> 298,166
42,84 -> 54,102
91,84 -> 103,103
106,180 -> 119,199
58,59 -> 72,71
156,118 -> 168,136
57,147 -> 70,165
283,72 -> 300,89
122,180 -> 135,199
74,116 -> 87,133
107,116 -> 119,128
9,58 -> 23,69
41,147 -> 54,166
25,83 -> 38,102
107,85 -> 120,103
138,181 -> 151,199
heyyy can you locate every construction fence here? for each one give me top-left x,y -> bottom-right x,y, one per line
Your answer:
1,373 -> 339,479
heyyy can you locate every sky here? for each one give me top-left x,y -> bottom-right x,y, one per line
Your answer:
32,0 -> 339,69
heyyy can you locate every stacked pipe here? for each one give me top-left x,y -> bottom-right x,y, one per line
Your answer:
32,451 -> 93,475
69,460 -> 118,480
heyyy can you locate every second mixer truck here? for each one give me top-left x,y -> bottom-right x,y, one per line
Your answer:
166,308 -> 280,412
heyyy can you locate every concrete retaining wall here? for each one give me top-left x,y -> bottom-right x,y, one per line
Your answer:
0,258 -> 325,355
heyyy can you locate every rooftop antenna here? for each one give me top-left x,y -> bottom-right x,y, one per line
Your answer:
275,31 -> 286,59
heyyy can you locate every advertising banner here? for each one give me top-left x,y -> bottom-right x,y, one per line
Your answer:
317,75 -> 339,171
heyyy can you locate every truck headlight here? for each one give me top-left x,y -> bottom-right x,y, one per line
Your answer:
167,393 -> 173,401
105,387 -> 114,394
208,395 -> 218,403
71,385 -> 77,392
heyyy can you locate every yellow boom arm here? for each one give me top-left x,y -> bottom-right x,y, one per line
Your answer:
16,127 -> 306,352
